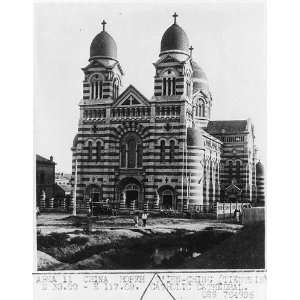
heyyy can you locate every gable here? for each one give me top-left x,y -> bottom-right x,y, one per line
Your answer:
113,85 -> 150,107
225,184 -> 241,192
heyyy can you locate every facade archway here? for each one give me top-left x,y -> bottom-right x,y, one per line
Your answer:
120,132 -> 143,169
85,184 -> 102,203
118,177 -> 143,209
158,185 -> 176,210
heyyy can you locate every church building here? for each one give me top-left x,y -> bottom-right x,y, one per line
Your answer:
71,14 -> 265,213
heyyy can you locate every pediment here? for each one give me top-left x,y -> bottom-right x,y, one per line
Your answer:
225,184 -> 241,192
113,85 -> 150,107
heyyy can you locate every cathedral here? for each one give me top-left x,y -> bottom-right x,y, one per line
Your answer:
71,14 -> 265,213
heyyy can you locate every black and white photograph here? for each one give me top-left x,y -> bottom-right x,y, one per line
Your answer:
34,1 -> 266,274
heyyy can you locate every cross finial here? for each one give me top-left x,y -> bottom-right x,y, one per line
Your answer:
189,45 -> 194,57
172,12 -> 178,24
101,19 -> 107,31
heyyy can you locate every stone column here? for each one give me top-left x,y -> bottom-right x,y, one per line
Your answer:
120,191 -> 126,210
143,201 -> 149,212
40,190 -> 46,210
153,191 -> 160,210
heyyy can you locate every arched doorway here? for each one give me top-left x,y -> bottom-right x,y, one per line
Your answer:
118,177 -> 143,209
85,184 -> 102,203
124,184 -> 139,207
158,185 -> 176,210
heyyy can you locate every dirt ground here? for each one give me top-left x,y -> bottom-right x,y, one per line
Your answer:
36,213 -> 242,235
36,213 -> 244,270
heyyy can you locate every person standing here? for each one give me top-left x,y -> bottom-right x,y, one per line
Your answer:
133,214 -> 139,227
142,212 -> 148,227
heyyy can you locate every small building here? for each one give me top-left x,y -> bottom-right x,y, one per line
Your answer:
53,183 -> 72,211
55,172 -> 72,186
36,155 -> 55,209
36,155 -> 73,212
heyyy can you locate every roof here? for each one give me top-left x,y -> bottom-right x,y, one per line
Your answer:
160,23 -> 189,55
90,30 -> 117,60
36,154 -> 55,164
205,120 -> 249,135
256,161 -> 264,176
54,183 -> 72,194
187,127 -> 221,147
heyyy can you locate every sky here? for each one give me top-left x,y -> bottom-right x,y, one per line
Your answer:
34,1 -> 266,173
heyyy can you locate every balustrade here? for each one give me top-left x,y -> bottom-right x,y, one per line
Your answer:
155,105 -> 181,118
83,109 -> 106,119
111,106 -> 151,120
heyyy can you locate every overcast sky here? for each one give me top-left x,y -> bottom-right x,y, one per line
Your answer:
34,1 -> 266,173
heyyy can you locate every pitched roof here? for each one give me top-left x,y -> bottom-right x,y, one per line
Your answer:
36,154 -> 55,164
205,120 -> 249,134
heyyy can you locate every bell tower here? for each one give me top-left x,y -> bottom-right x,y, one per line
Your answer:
81,20 -> 124,104
152,13 -> 193,102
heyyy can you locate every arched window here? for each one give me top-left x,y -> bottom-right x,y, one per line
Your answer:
88,141 -> 93,160
120,133 -> 143,169
186,81 -> 191,97
90,74 -> 103,100
137,144 -> 143,168
96,141 -> 101,161
113,78 -> 119,99
172,78 -> 176,95
86,184 -> 102,202
170,140 -> 175,162
201,101 -> 205,117
160,140 -> 165,162
161,69 -> 176,96
163,78 -> 167,96
167,78 -> 172,96
127,139 -> 136,168
120,144 -> 126,168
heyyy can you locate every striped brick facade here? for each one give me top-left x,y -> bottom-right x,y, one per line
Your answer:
70,20 -> 264,214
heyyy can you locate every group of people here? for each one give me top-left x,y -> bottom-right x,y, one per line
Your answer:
133,212 -> 148,227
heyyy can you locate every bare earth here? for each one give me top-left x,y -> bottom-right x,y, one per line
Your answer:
36,213 -> 243,270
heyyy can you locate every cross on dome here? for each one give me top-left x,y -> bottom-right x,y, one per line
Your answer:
189,45 -> 194,57
101,19 -> 107,31
172,12 -> 178,24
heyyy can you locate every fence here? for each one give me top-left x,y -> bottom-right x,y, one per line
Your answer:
216,202 -> 251,219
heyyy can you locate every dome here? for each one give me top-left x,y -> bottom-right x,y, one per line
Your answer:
72,134 -> 78,148
256,161 -> 264,176
191,60 -> 209,92
191,60 -> 208,81
160,23 -> 189,55
90,30 -> 117,60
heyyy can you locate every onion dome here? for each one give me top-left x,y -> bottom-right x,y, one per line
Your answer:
160,13 -> 189,55
90,20 -> 117,60
191,60 -> 209,92
256,161 -> 264,176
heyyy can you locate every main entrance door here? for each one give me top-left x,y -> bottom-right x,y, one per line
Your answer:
162,190 -> 173,209
126,190 -> 138,207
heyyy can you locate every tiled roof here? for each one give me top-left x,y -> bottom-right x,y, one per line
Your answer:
205,120 -> 249,134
